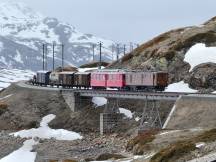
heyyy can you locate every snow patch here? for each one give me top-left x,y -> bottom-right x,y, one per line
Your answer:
11,114 -> 82,141
184,43 -> 216,71
14,50 -> 23,64
165,81 -> 197,93
0,139 -> 38,162
135,117 -> 141,122
92,97 -> 107,107
196,142 -> 205,148
0,68 -> 34,89
0,42 -> 4,51
158,130 -> 181,136
0,94 -> 13,101
119,108 -> 133,119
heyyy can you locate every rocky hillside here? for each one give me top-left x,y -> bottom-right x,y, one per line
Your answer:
0,1 -> 114,71
109,17 -> 216,91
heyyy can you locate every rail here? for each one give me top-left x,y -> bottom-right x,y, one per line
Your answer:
19,81 -> 216,100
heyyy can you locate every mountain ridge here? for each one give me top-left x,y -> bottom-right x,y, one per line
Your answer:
0,1 -> 114,71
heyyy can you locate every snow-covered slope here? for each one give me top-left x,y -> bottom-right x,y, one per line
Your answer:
0,1 -> 114,71
0,68 -> 34,90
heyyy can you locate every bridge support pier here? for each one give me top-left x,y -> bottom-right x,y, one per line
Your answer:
139,98 -> 162,134
61,91 -> 83,112
100,99 -> 123,135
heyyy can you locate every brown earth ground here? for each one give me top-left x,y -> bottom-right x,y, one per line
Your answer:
1,84 -> 216,161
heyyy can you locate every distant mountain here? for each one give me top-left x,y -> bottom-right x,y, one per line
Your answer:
0,1 -> 114,71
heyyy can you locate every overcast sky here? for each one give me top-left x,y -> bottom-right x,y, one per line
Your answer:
12,0 -> 216,43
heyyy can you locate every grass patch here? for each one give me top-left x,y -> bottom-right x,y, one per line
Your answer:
126,130 -> 158,155
79,61 -> 109,68
0,102 -> 8,115
150,128 -> 216,162
96,153 -> 126,161
0,102 -> 8,109
150,141 -> 196,162
49,160 -> 77,162
195,128 -> 216,143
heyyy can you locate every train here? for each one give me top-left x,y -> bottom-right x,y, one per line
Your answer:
32,69 -> 169,91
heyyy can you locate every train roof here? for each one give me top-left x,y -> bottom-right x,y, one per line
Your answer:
59,71 -> 75,74
75,72 -> 91,75
37,70 -> 51,73
92,69 -> 168,73
93,69 -> 126,73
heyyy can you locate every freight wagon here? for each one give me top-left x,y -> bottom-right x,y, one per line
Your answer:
33,69 -> 169,92
125,71 -> 168,91
35,71 -> 51,85
58,71 -> 75,87
74,72 -> 91,88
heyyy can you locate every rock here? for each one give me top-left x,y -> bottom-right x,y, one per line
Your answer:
187,63 -> 216,90
95,153 -> 126,161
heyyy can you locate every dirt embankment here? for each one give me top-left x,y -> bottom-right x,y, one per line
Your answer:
0,83 -> 176,161
164,95 -> 216,130
0,83 -> 174,133
0,84 -> 72,131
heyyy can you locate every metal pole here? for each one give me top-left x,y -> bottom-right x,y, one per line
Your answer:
99,42 -> 102,69
92,44 -> 95,61
45,44 -> 47,70
123,44 -> 126,55
42,44 -> 45,70
61,44 -> 64,70
52,43 -> 55,71
130,42 -> 133,52
116,43 -> 119,60
112,44 -> 114,61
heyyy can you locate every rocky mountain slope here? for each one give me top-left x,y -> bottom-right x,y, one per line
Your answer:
109,17 -> 216,91
0,1 -> 114,71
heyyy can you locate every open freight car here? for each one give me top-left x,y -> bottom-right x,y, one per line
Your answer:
35,71 -> 51,85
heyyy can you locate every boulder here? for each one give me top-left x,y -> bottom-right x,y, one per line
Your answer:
187,63 -> 216,90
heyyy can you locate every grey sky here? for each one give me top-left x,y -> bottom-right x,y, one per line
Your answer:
13,0 -> 216,43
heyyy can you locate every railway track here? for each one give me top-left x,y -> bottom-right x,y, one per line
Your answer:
16,81 -> 216,100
